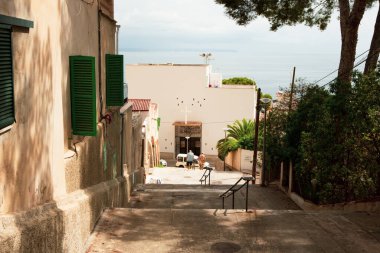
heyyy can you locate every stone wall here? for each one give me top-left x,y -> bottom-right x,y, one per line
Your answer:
0,177 -> 129,253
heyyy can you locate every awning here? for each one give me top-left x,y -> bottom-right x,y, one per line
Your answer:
172,121 -> 202,127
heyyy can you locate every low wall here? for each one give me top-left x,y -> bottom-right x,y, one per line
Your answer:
160,152 -> 174,160
225,149 -> 258,173
277,182 -> 380,212
289,191 -> 380,212
0,176 -> 133,253
225,149 -> 241,171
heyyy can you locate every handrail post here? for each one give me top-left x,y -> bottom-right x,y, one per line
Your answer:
245,181 -> 249,212
201,167 -> 213,186
219,176 -> 254,210
222,197 -> 225,209
232,191 -> 235,209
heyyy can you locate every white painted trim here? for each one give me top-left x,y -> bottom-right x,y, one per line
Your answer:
0,124 -> 13,135
119,102 -> 133,114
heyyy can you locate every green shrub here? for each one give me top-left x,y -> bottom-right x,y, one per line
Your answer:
222,77 -> 256,85
266,67 -> 380,204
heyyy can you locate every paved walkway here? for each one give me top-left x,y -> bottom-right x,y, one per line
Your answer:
145,166 -> 248,185
86,167 -> 380,253
87,209 -> 380,253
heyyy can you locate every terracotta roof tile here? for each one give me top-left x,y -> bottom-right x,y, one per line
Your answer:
172,121 -> 202,126
129,99 -> 151,111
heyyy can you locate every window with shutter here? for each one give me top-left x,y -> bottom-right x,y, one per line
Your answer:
106,54 -> 124,106
70,56 -> 97,136
0,24 -> 15,130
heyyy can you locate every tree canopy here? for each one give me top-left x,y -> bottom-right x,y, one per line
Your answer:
215,0 -> 379,83
260,92 -> 272,99
215,0 -> 376,30
222,77 -> 256,85
215,0 -> 338,30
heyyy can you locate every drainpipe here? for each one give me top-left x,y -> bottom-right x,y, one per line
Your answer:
98,4 -> 103,120
120,112 -> 124,177
115,24 -> 120,54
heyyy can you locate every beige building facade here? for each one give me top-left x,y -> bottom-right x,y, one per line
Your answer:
0,1 -> 141,252
129,99 -> 160,168
126,64 -> 257,159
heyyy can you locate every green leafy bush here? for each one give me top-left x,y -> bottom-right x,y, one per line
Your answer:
222,77 -> 256,85
216,118 -> 255,160
266,67 -> 380,204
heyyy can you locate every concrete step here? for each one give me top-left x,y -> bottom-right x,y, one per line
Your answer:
127,184 -> 300,210
86,208 -> 380,253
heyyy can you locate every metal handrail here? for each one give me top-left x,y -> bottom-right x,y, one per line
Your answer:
199,166 -> 213,186
219,176 -> 254,212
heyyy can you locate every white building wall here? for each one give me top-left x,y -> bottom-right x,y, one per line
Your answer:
126,64 -> 257,157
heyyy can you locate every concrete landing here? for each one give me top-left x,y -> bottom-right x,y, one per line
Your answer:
145,167 -> 246,185
86,208 -> 380,253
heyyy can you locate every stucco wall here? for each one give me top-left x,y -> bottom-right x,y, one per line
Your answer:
122,104 -> 133,175
0,1 -> 146,252
131,114 -> 143,174
0,1 -> 145,252
225,149 -> 241,171
225,148 -> 254,172
134,104 -> 160,168
0,0 -> 122,213
126,64 -> 257,157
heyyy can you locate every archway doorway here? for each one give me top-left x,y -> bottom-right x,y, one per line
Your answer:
179,137 -> 201,155
173,121 -> 202,156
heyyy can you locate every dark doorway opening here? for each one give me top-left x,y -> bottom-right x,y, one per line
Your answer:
179,137 -> 201,156
174,123 -> 202,157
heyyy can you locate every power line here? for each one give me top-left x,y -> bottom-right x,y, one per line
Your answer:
314,49 -> 369,85
320,50 -> 375,88
160,121 -> 235,125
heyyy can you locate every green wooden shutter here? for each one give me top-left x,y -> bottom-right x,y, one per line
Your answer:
70,56 -> 97,136
0,24 -> 15,129
106,54 -> 124,106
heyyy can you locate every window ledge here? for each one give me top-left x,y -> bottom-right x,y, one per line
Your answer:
0,124 -> 13,135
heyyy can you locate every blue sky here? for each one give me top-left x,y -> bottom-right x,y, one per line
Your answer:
114,0 -> 378,94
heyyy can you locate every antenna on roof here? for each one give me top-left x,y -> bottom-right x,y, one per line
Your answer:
200,53 -> 213,64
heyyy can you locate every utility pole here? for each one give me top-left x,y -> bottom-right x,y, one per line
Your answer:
288,67 -> 296,112
288,67 -> 296,190
261,106 -> 268,187
223,130 -> 227,171
251,88 -> 261,184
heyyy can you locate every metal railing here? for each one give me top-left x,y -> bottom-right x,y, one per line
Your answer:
219,176 -> 254,212
199,166 -> 213,186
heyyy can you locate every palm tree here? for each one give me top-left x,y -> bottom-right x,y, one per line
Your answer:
217,118 -> 255,159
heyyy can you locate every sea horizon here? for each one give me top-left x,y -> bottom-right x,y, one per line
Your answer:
121,49 -> 366,96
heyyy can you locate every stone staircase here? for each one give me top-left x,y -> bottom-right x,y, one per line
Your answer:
127,184 -> 300,210
85,176 -> 380,253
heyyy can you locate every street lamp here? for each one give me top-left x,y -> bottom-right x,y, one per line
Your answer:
260,98 -> 271,187
223,128 -> 229,171
185,136 -> 190,153
200,53 -> 213,64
